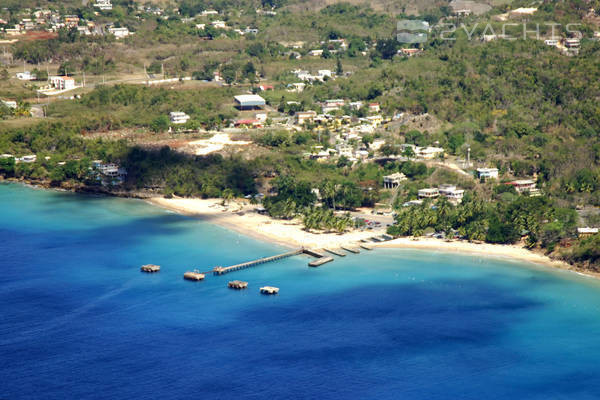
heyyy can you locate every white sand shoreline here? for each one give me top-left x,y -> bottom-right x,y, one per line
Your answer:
147,196 -> 600,280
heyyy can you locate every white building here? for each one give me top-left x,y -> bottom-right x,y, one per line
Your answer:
169,111 -> 190,124
418,188 -> 440,199
322,99 -> 345,113
565,38 -> 580,48
94,161 -> 127,185
439,184 -> 465,204
50,76 -> 76,90
383,172 -> 407,189
1,100 -> 17,109
477,167 -> 499,179
371,139 -> 386,151
368,103 -> 380,113
93,0 -> 113,10
417,146 -> 444,159
17,155 -> 37,163
507,179 -> 539,195
577,227 -> 599,237
108,27 -> 131,39
308,49 -> 324,57
16,71 -> 36,81
211,20 -> 227,29
336,143 -> 353,158
296,111 -> 316,125
349,101 -> 363,110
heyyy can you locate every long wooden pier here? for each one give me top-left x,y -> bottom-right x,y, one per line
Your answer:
213,249 -> 304,275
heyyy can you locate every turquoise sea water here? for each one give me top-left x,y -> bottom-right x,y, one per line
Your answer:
2,183 -> 600,399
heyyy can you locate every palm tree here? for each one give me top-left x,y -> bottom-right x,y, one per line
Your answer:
282,198 -> 297,219
321,180 -> 337,210
222,188 -> 234,206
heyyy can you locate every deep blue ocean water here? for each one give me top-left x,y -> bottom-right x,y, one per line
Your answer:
2,183 -> 600,399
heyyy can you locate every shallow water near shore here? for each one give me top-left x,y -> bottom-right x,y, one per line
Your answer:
2,183 -> 600,399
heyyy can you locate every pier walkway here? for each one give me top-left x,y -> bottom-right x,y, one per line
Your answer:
213,249 -> 304,275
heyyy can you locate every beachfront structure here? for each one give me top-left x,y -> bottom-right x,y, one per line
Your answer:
169,111 -> 190,124
439,184 -> 465,204
383,173 -> 407,189
296,111 -> 317,125
418,188 -> 440,199
97,163 -> 126,178
50,76 -> 75,91
577,227 -> 599,238
477,167 -> 499,179
93,160 -> 127,185
234,94 -> 266,110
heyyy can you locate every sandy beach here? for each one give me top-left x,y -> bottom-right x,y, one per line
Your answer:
148,196 -> 599,280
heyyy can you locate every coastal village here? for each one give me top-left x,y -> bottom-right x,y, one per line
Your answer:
0,0 -> 599,273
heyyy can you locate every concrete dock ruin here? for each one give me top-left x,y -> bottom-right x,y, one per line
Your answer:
141,264 -> 160,273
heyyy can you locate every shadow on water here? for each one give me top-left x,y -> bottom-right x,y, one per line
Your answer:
138,280 -> 547,399
0,213 -> 194,248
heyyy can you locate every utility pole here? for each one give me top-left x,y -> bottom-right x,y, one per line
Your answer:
466,146 -> 471,168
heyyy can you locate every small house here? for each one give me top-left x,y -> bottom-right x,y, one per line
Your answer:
577,227 -> 599,238
477,167 -> 499,179
368,103 -> 380,113
169,111 -> 190,124
296,111 -> 317,125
